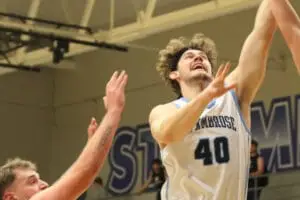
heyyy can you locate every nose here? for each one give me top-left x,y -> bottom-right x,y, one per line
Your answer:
194,55 -> 203,62
39,180 -> 49,190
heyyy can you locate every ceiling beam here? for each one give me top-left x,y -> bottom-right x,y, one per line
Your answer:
79,0 -> 96,33
15,0 -> 42,63
0,0 -> 261,75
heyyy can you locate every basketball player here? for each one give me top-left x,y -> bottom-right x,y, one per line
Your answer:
270,0 -> 300,74
148,0 -> 276,199
0,71 -> 128,200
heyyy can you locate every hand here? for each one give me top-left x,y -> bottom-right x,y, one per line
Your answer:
204,62 -> 237,99
103,96 -> 108,110
87,117 -> 98,139
105,70 -> 128,113
136,189 -> 143,195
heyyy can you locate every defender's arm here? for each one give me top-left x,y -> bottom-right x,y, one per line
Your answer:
31,71 -> 127,200
31,111 -> 122,200
270,0 -> 300,74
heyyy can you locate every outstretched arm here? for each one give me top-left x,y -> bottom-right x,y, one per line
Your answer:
270,0 -> 300,74
32,71 -> 128,200
150,63 -> 236,146
227,0 -> 276,125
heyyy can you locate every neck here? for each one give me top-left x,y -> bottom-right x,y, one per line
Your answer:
180,80 -> 210,100
251,152 -> 257,156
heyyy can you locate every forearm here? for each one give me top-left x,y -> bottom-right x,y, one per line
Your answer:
159,92 -> 211,143
35,110 -> 122,200
233,0 -> 276,103
251,170 -> 263,177
253,0 -> 276,36
271,0 -> 300,73
64,111 -> 121,180
140,182 -> 150,192
271,0 -> 300,41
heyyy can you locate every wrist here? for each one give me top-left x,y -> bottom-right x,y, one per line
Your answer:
197,90 -> 214,105
107,108 -> 123,117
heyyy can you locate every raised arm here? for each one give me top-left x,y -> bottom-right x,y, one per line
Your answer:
270,0 -> 300,74
32,71 -> 128,200
227,0 -> 276,116
150,63 -> 236,147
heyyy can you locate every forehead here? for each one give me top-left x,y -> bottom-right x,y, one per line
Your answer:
14,168 -> 39,181
182,49 -> 206,56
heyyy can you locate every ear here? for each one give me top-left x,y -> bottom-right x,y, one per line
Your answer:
169,71 -> 179,80
3,192 -> 16,200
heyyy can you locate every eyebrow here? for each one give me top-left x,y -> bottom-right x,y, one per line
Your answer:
26,174 -> 39,182
183,51 -> 207,57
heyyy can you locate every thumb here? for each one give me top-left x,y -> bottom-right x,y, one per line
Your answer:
103,96 -> 108,108
90,117 -> 96,125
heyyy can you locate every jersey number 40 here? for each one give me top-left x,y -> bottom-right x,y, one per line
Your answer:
194,136 -> 230,165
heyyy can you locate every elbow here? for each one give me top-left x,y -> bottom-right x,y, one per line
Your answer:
252,22 -> 276,40
154,129 -> 174,144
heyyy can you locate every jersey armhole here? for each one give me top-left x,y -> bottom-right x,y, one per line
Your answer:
229,90 -> 252,135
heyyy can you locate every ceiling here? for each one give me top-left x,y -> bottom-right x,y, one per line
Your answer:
0,0 -> 261,75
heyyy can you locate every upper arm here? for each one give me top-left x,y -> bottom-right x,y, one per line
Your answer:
226,30 -> 273,105
148,104 -> 175,145
226,0 -> 276,105
257,157 -> 265,173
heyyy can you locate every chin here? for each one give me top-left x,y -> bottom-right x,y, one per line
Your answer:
193,72 -> 212,82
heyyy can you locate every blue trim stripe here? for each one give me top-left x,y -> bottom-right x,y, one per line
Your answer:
230,90 -> 252,135
174,97 -> 188,108
165,178 -> 169,200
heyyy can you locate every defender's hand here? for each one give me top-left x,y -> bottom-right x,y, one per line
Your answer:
87,117 -> 98,139
105,70 -> 128,113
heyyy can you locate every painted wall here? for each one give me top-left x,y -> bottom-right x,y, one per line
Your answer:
0,70 -> 54,181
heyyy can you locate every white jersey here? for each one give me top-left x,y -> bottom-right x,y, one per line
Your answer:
160,90 -> 251,200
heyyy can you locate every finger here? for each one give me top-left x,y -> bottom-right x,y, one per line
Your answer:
108,71 -> 119,85
116,70 -> 126,86
90,117 -> 96,125
92,118 -> 97,126
221,62 -> 231,78
224,81 -> 237,91
119,73 -> 128,90
215,63 -> 225,77
103,96 -> 108,108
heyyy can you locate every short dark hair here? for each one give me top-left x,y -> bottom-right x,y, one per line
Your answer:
251,139 -> 258,147
152,158 -> 162,165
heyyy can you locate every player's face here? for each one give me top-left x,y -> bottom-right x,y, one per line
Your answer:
170,49 -> 213,84
3,169 -> 49,200
250,144 -> 257,154
152,163 -> 160,173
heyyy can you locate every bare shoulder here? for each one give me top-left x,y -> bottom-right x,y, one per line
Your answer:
149,102 -> 177,123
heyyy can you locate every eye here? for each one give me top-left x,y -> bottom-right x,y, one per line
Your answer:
28,178 -> 38,184
185,54 -> 194,59
199,54 -> 207,60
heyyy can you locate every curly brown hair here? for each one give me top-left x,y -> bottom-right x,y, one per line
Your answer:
156,33 -> 218,96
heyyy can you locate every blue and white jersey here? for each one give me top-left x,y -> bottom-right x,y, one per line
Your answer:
160,90 -> 251,200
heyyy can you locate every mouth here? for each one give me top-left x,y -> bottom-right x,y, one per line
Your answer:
191,63 -> 206,72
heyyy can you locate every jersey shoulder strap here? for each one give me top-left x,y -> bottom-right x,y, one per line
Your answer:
173,97 -> 188,108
